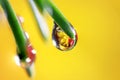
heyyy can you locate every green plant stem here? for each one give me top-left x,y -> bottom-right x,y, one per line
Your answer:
1,0 -> 27,61
29,0 -> 49,41
34,0 -> 75,39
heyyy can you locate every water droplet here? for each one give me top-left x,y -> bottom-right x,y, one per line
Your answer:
25,42 -> 36,66
16,15 -> 36,67
16,32 -> 36,76
17,16 -> 24,24
15,16 -> 35,76
52,22 -> 78,51
20,32 -> 36,67
16,15 -> 36,66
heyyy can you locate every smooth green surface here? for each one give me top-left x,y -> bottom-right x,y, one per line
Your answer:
34,0 -> 44,12
29,0 -> 49,41
1,0 -> 27,61
34,0 -> 75,39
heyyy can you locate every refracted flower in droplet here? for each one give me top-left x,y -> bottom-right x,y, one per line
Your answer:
52,22 -> 78,51
25,41 -> 36,66
21,32 -> 36,67
16,16 -> 36,67
16,32 -> 36,77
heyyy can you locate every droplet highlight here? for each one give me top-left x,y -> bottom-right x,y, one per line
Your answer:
25,42 -> 36,66
52,22 -> 78,51
18,32 -> 36,67
16,32 -> 36,77
17,16 -> 24,24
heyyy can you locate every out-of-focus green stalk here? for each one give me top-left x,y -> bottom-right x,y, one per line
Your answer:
29,0 -> 49,41
1,0 -> 27,61
34,0 -> 75,39
34,0 -> 44,12
1,0 -> 32,77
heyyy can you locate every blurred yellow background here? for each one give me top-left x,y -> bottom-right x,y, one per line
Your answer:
0,0 -> 120,80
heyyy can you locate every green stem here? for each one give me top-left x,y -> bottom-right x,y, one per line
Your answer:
34,0 -> 44,12
34,0 -> 75,39
29,0 -> 49,41
1,0 -> 27,61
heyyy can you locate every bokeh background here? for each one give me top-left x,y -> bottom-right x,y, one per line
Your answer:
0,0 -> 120,80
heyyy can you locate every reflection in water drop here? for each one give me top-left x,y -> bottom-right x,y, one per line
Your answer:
25,34 -> 36,77
25,42 -> 36,66
52,22 -> 78,51
17,32 -> 36,66
16,32 -> 36,77
16,15 -> 36,67
16,16 -> 36,67
15,16 -> 36,76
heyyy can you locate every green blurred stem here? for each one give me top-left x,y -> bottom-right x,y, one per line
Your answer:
29,0 -> 49,41
34,0 -> 75,39
1,0 -> 27,61
33,0 -> 44,12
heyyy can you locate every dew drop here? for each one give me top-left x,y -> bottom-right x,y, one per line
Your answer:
16,32 -> 36,77
21,32 -> 36,67
15,16 -> 35,76
16,15 -> 36,67
25,42 -> 36,66
17,16 -> 24,24
52,22 -> 78,51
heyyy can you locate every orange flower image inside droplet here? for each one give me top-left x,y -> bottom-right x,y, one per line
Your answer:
0,0 -> 120,80
52,22 -> 77,51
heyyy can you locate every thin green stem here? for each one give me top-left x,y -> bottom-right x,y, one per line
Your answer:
34,0 -> 44,12
29,0 -> 49,41
1,0 -> 27,61
34,0 -> 75,39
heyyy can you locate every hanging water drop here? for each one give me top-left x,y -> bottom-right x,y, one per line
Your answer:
52,22 -> 78,51
17,32 -> 36,67
16,16 -> 36,67
15,16 -> 36,76
25,41 -> 36,66
16,32 -> 36,77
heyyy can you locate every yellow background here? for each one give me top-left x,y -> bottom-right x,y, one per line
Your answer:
0,0 -> 120,80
